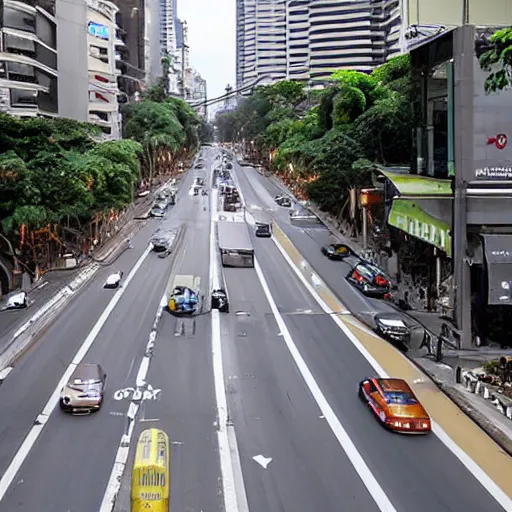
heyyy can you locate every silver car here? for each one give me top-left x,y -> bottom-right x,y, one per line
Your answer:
59,363 -> 106,414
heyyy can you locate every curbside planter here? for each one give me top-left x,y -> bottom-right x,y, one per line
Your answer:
458,368 -> 512,421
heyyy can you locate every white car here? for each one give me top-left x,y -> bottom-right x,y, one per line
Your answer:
4,291 -> 28,310
104,271 -> 123,289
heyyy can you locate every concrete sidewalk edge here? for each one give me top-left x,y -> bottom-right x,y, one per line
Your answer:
419,362 -> 512,456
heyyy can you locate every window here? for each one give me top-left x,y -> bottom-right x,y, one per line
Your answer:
37,44 -> 57,70
36,13 -> 56,49
10,88 -> 37,107
3,34 -> 36,57
36,70 -> 59,114
3,7 -> 36,33
7,62 -> 36,83
383,391 -> 418,405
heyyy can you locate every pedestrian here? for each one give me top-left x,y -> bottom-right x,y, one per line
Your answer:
127,238 -> 133,249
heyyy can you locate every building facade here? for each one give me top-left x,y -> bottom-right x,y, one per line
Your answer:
159,0 -> 179,94
0,0 -> 58,117
86,0 -> 121,139
176,19 -> 191,98
236,0 -> 401,88
189,69 -> 207,117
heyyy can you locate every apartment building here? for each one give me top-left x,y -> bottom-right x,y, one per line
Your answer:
236,0 -> 401,87
159,0 -> 179,94
86,0 -> 120,139
189,69 -> 207,117
0,0 -> 58,117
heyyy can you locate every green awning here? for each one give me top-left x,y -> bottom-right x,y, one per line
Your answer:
388,199 -> 452,256
376,167 -> 452,197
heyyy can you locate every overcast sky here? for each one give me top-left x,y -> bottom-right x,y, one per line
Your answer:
178,0 -> 236,114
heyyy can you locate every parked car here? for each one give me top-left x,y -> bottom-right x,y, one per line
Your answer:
321,243 -> 353,260
275,195 -> 292,207
3,291 -> 27,311
346,261 -> 391,298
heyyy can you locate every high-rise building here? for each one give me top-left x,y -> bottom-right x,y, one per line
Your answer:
176,19 -> 191,98
236,0 -> 401,88
0,0 -> 58,117
190,69 -> 207,117
159,0 -> 179,94
86,0 -> 121,139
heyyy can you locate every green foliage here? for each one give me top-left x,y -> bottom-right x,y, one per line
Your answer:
480,28 -> 512,92
200,120 -> 215,143
0,114 -> 144,234
216,59 -> 413,213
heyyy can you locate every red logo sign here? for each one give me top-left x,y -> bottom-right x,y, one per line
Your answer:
487,134 -> 508,150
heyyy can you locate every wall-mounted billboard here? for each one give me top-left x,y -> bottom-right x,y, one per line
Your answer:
88,21 -> 109,40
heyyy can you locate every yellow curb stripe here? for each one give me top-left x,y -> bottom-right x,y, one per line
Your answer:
272,220 -> 512,499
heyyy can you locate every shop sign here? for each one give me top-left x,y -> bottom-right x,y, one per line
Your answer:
475,166 -> 512,180
88,21 -> 109,40
388,200 -> 452,256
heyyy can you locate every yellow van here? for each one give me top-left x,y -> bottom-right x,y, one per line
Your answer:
131,428 -> 170,512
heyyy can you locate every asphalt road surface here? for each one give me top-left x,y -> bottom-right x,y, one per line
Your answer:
0,147 -> 507,512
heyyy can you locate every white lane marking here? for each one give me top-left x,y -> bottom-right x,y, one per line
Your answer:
252,455 -> 272,469
0,245 -> 152,503
99,292 -> 168,512
0,366 -> 13,381
210,177 -> 250,512
254,257 -> 398,512
272,235 -> 512,511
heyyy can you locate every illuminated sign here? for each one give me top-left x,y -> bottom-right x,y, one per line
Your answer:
88,21 -> 109,40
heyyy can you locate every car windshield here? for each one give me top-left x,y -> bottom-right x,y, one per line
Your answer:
355,264 -> 374,280
68,379 -> 102,392
384,391 -> 418,405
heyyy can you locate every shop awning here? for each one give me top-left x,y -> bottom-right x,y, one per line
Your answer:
376,168 -> 452,197
483,234 -> 512,306
388,198 -> 452,256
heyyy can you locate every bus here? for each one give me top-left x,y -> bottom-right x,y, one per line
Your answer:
131,428 -> 170,512
217,220 -> 254,267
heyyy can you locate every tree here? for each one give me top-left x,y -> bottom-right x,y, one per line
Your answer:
200,120 -> 214,143
214,57 -> 414,214
479,27 -> 512,92
122,100 -> 185,185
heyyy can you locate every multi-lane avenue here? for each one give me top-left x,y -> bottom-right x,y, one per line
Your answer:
0,146 -> 510,512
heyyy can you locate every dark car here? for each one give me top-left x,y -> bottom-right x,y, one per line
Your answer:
255,222 -> 272,237
346,262 -> 391,298
321,243 -> 352,260
275,195 -> 292,207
